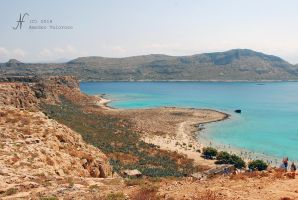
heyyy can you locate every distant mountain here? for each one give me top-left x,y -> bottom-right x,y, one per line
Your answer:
7,59 -> 23,64
1,49 -> 298,81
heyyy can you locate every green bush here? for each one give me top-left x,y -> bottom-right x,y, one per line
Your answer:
215,151 -> 245,169
229,154 -> 246,169
248,160 -> 268,171
216,151 -> 230,162
202,147 -> 217,159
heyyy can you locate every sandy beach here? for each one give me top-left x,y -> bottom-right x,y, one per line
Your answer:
97,95 -> 294,168
97,96 -> 229,168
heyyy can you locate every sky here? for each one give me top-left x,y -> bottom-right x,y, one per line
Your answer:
0,0 -> 298,63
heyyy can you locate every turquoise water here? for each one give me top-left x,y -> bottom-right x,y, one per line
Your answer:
80,82 -> 298,162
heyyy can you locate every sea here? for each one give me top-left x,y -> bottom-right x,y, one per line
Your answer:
81,81 -> 298,164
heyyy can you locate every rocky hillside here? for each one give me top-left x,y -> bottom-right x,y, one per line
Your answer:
1,49 -> 298,81
0,76 -> 85,110
1,76 -> 298,200
0,76 -> 114,199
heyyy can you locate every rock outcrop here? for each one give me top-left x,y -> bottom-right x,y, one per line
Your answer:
0,76 -> 81,110
0,106 -> 112,179
0,76 -> 114,199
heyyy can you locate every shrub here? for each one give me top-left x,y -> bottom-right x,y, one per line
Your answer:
202,147 -> 217,159
106,192 -> 126,200
229,154 -> 246,169
89,184 -> 100,191
5,188 -> 17,196
215,151 -> 230,162
248,160 -> 268,171
215,151 -> 245,169
40,197 -> 58,200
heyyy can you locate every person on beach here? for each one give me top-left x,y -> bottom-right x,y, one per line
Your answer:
290,162 -> 296,172
280,157 -> 289,171
284,157 -> 289,168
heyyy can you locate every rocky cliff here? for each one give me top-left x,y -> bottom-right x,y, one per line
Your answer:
0,76 -> 114,199
0,76 -> 81,110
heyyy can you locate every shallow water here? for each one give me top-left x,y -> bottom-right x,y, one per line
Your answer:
80,81 -> 298,162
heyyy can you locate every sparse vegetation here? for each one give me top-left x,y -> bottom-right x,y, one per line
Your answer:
248,160 -> 268,171
194,190 -> 224,200
42,97 -> 198,177
66,177 -> 75,188
125,178 -> 145,186
2,49 -> 297,81
132,184 -> 160,200
106,192 -> 126,200
215,151 -> 246,169
40,197 -> 59,200
89,184 -> 101,191
5,188 -> 17,196
202,147 -> 218,159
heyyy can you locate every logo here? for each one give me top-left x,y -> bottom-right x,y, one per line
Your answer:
13,13 -> 29,30
11,13 -> 73,31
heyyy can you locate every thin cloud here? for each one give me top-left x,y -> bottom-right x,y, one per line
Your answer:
0,47 -> 26,62
38,45 -> 81,62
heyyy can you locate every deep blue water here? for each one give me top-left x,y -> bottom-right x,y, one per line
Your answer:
80,82 -> 298,162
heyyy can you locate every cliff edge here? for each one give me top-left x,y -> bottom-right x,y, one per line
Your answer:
0,76 -> 114,199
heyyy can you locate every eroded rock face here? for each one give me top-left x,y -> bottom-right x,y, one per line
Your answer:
0,83 -> 39,110
0,76 -> 80,110
0,106 -> 112,178
0,76 -> 116,198
0,76 -> 79,89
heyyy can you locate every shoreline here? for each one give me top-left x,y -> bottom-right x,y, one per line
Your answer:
197,127 -> 298,167
93,93 -> 295,168
95,93 -> 230,167
142,113 -> 229,168
94,94 -> 114,110
80,79 -> 298,83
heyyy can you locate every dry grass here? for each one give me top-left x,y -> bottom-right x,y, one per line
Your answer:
0,111 -> 8,118
22,127 -> 32,135
111,152 -> 139,164
230,173 -> 247,181
285,172 -> 296,179
46,156 -> 55,166
106,192 -> 126,200
20,118 -> 31,125
125,178 -> 146,186
273,169 -> 286,180
132,184 -> 160,200
230,171 -> 269,181
5,188 -> 18,196
194,190 -> 224,200
11,156 -> 20,164
5,117 -> 19,124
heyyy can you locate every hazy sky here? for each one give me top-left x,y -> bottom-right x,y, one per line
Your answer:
1,0 -> 298,63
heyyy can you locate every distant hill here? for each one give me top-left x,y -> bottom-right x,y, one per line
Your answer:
7,59 -> 23,64
1,49 -> 298,81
